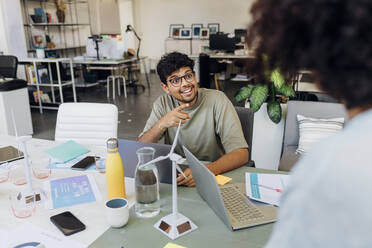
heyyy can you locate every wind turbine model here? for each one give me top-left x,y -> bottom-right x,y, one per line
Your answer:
142,121 -> 197,239
12,109 -> 43,204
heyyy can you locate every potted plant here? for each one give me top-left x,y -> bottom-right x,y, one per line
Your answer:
235,59 -> 295,123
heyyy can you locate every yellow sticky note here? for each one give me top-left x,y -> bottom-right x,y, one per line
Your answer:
216,175 -> 232,185
163,243 -> 186,248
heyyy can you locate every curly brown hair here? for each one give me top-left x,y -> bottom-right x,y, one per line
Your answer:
248,0 -> 372,109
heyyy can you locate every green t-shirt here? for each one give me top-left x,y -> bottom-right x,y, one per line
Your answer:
139,88 -> 248,162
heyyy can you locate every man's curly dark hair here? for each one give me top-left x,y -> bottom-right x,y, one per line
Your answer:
248,0 -> 372,109
157,52 -> 195,84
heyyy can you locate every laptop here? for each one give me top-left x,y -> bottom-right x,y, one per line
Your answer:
118,139 -> 186,184
183,146 -> 277,230
0,146 -> 24,165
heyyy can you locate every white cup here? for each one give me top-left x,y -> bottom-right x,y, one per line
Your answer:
105,198 -> 129,228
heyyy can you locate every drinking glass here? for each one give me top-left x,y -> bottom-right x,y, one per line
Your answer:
9,162 -> 27,186
9,190 -> 36,218
30,156 -> 51,179
94,147 -> 107,173
0,162 -> 9,183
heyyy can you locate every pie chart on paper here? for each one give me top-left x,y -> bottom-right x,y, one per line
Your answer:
13,242 -> 44,248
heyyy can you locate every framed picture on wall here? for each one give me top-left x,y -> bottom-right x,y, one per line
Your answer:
200,28 -> 210,39
208,23 -> 220,34
169,24 -> 184,39
191,24 -> 203,38
179,28 -> 192,39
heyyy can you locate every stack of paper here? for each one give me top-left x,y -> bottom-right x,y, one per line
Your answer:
245,173 -> 291,206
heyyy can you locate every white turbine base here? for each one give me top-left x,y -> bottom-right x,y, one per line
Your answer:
154,213 -> 198,240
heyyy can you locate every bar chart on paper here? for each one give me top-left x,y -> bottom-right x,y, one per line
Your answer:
245,173 -> 291,206
44,174 -> 102,209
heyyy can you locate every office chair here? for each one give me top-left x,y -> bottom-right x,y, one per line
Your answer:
0,55 -> 18,78
278,100 -> 347,171
55,103 -> 118,146
235,106 -> 255,167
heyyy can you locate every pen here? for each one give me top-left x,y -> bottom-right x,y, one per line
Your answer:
252,183 -> 282,193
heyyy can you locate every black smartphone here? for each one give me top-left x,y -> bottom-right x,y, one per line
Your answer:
71,156 -> 96,170
50,211 -> 86,236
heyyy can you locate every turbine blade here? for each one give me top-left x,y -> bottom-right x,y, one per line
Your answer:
141,155 -> 168,167
176,164 -> 186,178
170,121 -> 182,154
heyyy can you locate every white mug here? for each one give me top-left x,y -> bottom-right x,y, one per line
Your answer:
105,198 -> 129,228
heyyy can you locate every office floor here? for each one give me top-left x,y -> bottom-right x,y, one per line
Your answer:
31,72 -> 246,141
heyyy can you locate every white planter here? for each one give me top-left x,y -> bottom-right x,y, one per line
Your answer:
245,101 -> 287,170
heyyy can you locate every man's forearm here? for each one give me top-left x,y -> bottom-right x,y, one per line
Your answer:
138,120 -> 165,143
206,148 -> 249,175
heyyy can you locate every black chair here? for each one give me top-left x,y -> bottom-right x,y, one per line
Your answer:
0,55 -> 18,78
235,106 -> 255,167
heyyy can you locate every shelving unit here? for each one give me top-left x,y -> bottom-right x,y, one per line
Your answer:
21,0 -> 91,58
19,58 -> 77,114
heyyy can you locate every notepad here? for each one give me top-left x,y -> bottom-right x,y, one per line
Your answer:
163,243 -> 186,248
45,140 -> 90,163
216,175 -> 232,185
245,173 -> 291,206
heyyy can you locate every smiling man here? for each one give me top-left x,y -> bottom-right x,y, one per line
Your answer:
138,52 -> 249,187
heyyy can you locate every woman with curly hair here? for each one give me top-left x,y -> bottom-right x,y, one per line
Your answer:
248,0 -> 372,247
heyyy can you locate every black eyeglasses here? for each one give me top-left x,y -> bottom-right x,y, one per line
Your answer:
167,72 -> 195,87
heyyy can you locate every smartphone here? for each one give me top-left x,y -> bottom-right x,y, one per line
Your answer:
71,156 -> 96,170
50,211 -> 86,236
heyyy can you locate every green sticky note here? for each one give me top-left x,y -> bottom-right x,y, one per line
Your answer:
163,243 -> 186,248
45,140 -> 90,163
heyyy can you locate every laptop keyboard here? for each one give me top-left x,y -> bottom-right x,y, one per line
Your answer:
220,186 -> 264,222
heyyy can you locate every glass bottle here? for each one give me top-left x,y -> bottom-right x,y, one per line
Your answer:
134,147 -> 160,218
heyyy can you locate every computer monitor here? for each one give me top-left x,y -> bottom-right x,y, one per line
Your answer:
234,29 -> 247,43
86,35 -> 127,59
209,33 -> 235,53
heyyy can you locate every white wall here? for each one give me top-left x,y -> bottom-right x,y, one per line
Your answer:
119,0 -> 135,50
0,1 -> 8,54
128,0 -> 254,67
0,0 -> 27,58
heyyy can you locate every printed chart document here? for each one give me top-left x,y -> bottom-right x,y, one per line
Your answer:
245,173 -> 291,206
44,174 -> 102,209
4,223 -> 85,248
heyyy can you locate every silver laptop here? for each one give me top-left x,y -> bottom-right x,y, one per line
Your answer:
118,139 -> 186,184
183,146 -> 277,230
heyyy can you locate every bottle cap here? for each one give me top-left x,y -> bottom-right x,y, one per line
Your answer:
107,138 -> 118,149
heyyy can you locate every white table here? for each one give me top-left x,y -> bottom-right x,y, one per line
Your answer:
0,135 -> 135,246
18,58 -> 77,114
72,56 -> 151,90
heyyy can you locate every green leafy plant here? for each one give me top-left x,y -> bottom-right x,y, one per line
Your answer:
235,67 -> 295,124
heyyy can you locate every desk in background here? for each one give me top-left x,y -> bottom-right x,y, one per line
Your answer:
72,57 -> 150,92
190,53 -> 256,90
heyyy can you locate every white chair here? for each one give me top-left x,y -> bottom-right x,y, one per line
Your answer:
55,103 -> 118,146
107,75 -> 127,99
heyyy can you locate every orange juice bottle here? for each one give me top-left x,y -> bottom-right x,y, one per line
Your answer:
106,138 -> 126,199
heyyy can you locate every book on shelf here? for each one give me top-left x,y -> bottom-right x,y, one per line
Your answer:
26,65 -> 37,84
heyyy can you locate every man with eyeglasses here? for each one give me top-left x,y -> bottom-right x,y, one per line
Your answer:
139,52 -> 248,187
